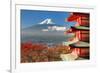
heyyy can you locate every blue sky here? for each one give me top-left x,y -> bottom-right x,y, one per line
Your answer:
21,10 -> 76,29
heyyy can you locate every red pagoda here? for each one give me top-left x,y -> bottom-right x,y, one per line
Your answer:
66,12 -> 90,59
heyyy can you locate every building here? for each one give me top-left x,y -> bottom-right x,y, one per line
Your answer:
65,12 -> 90,59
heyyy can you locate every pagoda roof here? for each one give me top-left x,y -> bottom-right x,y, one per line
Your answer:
71,26 -> 89,31
72,13 -> 89,16
69,41 -> 89,48
66,26 -> 89,33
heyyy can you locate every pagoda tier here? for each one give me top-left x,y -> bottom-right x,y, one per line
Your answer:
67,12 -> 89,22
66,26 -> 90,42
67,12 -> 90,27
69,41 -> 89,59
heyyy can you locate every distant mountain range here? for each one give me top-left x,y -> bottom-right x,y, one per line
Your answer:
22,18 -> 66,31
21,18 -> 73,43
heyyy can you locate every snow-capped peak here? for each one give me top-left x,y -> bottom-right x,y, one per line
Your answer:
39,18 -> 55,24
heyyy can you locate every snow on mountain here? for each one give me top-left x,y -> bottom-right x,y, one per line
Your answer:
38,18 -> 66,31
39,18 -> 55,24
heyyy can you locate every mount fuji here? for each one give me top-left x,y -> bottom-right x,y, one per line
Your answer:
22,18 -> 66,31
21,18 -> 72,43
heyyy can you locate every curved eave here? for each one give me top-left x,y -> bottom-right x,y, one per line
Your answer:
67,15 -> 79,21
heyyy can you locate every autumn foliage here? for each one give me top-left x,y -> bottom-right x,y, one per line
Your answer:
21,42 -> 71,63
